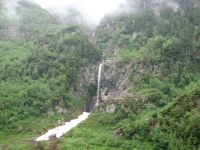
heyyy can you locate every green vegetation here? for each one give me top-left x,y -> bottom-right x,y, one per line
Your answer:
54,74 -> 200,150
0,0 -> 101,147
119,49 -> 139,59
0,114 -> 69,144
53,0 -> 200,149
96,0 -> 200,95
1,0 -> 200,149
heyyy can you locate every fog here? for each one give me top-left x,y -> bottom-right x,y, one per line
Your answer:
4,0 -> 19,17
31,0 -> 127,25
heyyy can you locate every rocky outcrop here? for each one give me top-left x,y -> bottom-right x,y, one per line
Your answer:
72,63 -> 98,112
57,118 -> 65,125
100,58 -> 132,102
92,92 -> 146,113
47,102 -> 70,117
94,54 -> 156,107
106,104 -> 116,113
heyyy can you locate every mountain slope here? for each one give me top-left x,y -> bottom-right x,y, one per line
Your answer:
1,0 -> 200,150
0,0 -> 101,147
55,0 -> 200,149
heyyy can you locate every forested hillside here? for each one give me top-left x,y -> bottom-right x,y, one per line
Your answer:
57,0 -> 200,149
1,0 -> 200,150
0,0 -> 101,147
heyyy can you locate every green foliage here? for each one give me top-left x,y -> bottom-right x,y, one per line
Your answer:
83,2 -> 200,150
56,112 -> 154,150
6,143 -> 31,150
55,79 -> 200,150
162,37 -> 182,60
16,0 -> 60,42
0,0 -> 102,146
152,126 -> 168,149
119,49 -> 139,58
1,0 -> 200,149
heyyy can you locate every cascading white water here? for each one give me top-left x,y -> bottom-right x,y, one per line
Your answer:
35,112 -> 90,141
96,62 -> 103,106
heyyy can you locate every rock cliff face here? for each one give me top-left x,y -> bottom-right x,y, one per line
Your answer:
87,13 -> 158,112
101,58 -> 132,102
97,58 -> 154,105
73,64 -> 97,100
75,56 -> 135,112
70,63 -> 98,112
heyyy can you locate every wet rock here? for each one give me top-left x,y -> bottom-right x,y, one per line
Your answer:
49,134 -> 57,140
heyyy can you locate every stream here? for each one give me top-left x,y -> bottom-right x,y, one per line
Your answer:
35,112 -> 90,141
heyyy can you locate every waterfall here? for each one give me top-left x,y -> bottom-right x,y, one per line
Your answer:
96,62 -> 103,106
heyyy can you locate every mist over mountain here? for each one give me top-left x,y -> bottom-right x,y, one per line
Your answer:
30,0 -> 127,25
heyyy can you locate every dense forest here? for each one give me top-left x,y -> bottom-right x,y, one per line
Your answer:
1,0 -> 200,149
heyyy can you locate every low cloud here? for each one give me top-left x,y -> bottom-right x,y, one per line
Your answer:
31,0 -> 127,25
4,0 -> 19,17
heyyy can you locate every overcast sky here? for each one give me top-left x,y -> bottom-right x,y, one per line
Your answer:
32,0 -> 126,24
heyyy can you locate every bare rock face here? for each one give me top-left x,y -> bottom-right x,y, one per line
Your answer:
100,58 -> 132,102
73,64 -> 96,102
114,45 -> 120,55
92,92 -> 146,114
47,110 -> 54,117
83,96 -> 97,112
55,106 -> 69,114
96,55 -> 155,105
58,118 -> 65,125
47,101 -> 70,117
72,63 -> 98,112
106,104 -> 116,113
